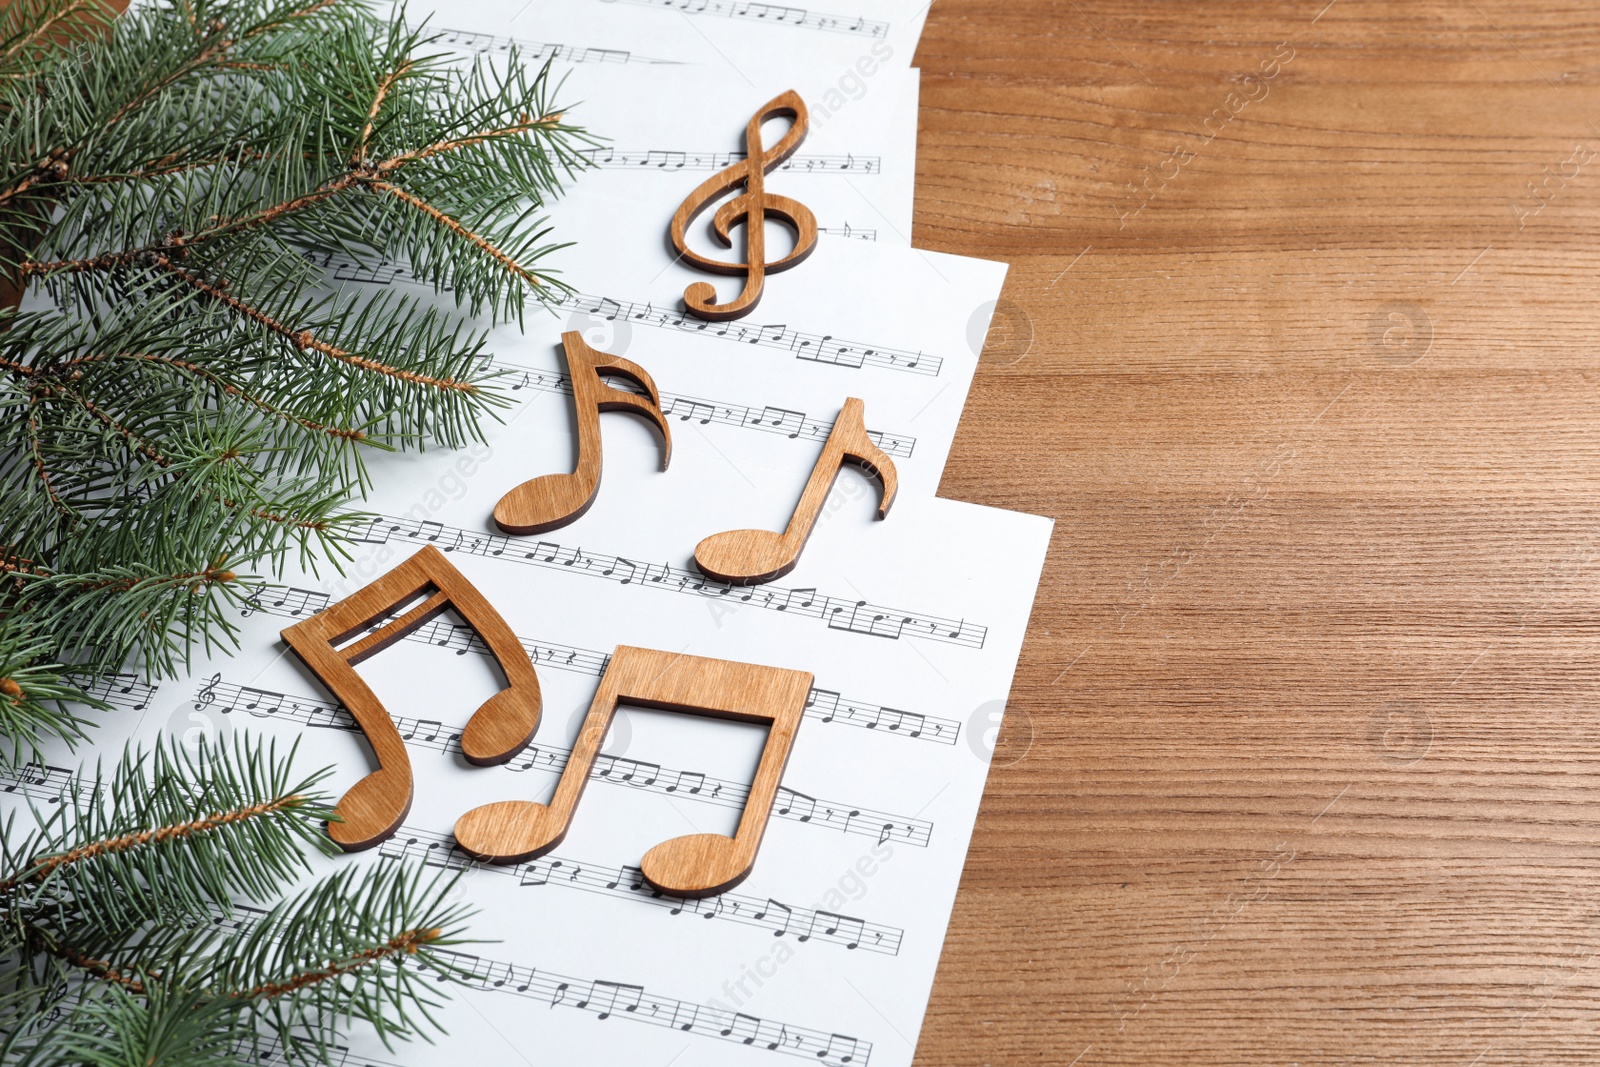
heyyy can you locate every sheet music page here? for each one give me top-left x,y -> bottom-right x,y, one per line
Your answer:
0,214 -> 1046,1067
9,486 -> 1048,1067
394,0 -> 929,74
0,4 -> 1053,1062
308,195 -> 1003,505
547,62 -> 919,241
392,24 -> 922,241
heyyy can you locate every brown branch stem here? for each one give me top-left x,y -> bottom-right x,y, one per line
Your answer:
373,110 -> 564,173
154,256 -> 477,393
353,60 -> 413,166
366,178 -> 543,290
0,795 -> 305,895
27,927 -> 148,993
238,927 -> 443,1000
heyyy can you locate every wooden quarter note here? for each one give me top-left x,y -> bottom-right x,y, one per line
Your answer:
493,331 -> 672,534
669,90 -> 818,322
694,397 -> 897,585
280,545 -> 542,850
455,646 -> 813,897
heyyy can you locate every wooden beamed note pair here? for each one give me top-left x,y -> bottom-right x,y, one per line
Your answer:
492,332 -> 899,584
282,545 -> 812,897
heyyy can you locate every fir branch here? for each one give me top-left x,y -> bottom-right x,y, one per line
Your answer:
0,738 -> 473,1066
373,110 -> 567,172
366,177 -> 543,290
0,0 -> 591,697
238,925 -> 442,1000
152,255 -> 478,393
0,794 -> 307,896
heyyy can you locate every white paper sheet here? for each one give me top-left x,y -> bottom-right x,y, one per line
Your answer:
306,209 -> 1001,530
14,486 -> 1047,1067
2,5 -> 1056,1063
550,63 -> 920,242
400,0 -> 929,75
0,227 -> 1046,1067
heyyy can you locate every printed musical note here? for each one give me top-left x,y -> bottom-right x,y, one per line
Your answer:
279,546 -> 542,850
251,590 -> 965,742
338,514 -> 984,647
586,980 -> 644,1019
809,911 -> 867,949
67,671 -> 160,712
514,371 -> 915,455
253,934 -> 866,1066
428,25 -> 678,64
493,332 -> 672,535
669,91 -> 818,321
576,146 -> 882,175
456,646 -> 814,896
292,257 -> 937,376
420,938 -> 872,1064
696,397 -> 897,584
0,762 -> 79,803
610,0 -> 889,38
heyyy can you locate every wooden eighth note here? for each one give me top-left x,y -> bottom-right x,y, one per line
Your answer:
668,89 -> 818,322
492,331 -> 672,534
694,397 -> 897,585
455,646 -> 813,897
280,545 -> 541,851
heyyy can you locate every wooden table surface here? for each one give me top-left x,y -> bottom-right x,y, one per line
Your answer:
912,3 -> 1600,1063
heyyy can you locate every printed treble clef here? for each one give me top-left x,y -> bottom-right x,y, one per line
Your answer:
196,672 -> 221,705
668,90 -> 818,322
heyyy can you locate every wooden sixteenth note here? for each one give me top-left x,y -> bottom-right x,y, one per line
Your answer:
493,331 -> 672,535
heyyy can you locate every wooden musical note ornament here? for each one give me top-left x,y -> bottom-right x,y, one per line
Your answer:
669,90 -> 818,321
695,397 -> 897,585
455,646 -> 813,897
493,331 -> 672,534
280,546 -> 541,850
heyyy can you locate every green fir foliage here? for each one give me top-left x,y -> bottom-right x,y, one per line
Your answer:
0,0 -> 588,1059
0,737 -> 472,1065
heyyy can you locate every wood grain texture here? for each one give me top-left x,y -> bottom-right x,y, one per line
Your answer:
670,89 -> 819,320
281,544 -> 541,850
492,330 -> 672,535
913,2 -> 1600,1064
454,645 -> 813,897
695,396 -> 897,584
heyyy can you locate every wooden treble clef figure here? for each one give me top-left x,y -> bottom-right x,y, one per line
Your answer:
669,90 -> 818,322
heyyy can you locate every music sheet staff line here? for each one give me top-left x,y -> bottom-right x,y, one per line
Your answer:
553,291 -> 942,376
67,671 -> 158,711
243,588 -> 960,743
236,1037 -> 398,1067
347,514 -> 986,647
194,679 -> 935,848
0,762 -> 79,803
613,0 -> 890,38
218,905 -> 871,1065
300,256 -> 934,374
430,26 -> 679,65
499,364 -> 916,457
425,944 -> 869,1065
576,146 -> 880,173
381,829 -> 904,954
